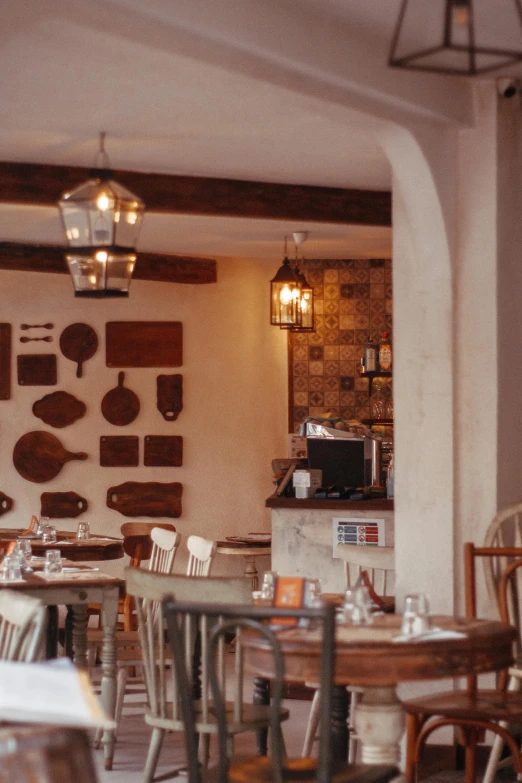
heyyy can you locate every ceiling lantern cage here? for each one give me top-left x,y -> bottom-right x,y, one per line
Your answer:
389,0 -> 522,76
58,132 -> 145,297
270,236 -> 301,328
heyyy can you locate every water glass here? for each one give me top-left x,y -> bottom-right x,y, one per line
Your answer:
44,549 -> 63,576
260,571 -> 276,601
14,540 -> 33,573
35,517 -> 50,538
0,554 -> 22,581
41,525 -> 57,544
401,593 -> 432,637
76,521 -> 90,540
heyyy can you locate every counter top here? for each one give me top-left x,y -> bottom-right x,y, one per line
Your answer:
266,496 -> 394,511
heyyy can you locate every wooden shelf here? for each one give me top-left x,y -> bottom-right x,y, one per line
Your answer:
361,370 -> 392,395
266,495 -> 394,511
362,418 -> 394,426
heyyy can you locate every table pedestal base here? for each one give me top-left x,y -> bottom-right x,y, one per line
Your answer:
355,686 -> 405,766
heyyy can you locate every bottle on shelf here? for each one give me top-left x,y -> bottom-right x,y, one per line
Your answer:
386,454 -> 394,499
363,336 -> 378,373
378,332 -> 392,372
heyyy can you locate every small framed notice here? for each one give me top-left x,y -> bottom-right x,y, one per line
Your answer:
332,517 -> 386,553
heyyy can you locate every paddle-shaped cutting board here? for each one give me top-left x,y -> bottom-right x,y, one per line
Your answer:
32,391 -> 86,428
0,492 -> 13,516
40,491 -> 88,518
106,481 -> 182,518
13,431 -> 88,483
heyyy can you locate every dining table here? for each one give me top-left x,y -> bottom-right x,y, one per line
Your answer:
0,528 -> 124,562
0,568 -> 123,771
242,612 -> 516,768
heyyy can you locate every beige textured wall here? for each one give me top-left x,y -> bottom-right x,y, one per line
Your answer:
0,257 -> 287,577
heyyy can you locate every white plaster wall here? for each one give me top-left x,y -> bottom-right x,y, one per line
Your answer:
0,257 -> 287,576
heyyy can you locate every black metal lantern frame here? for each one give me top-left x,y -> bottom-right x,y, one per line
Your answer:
389,0 -> 522,76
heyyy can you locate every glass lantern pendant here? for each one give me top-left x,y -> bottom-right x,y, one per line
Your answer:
270,239 -> 301,327
58,133 -> 145,297
289,267 -> 315,333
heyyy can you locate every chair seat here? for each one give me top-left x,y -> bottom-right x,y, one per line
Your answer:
403,689 -> 522,722
145,701 -> 289,734
202,758 -> 398,783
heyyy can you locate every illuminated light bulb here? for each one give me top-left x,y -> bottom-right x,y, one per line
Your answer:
88,274 -> 98,285
66,227 -> 80,240
95,250 -> 108,263
453,0 -> 469,26
280,285 -> 293,305
126,211 -> 137,225
301,298 -> 308,313
96,193 -> 110,211
114,211 -> 120,223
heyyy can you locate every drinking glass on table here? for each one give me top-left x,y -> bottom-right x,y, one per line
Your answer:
1,553 -> 22,582
14,540 -> 33,573
35,517 -> 50,538
41,525 -> 57,544
44,549 -> 63,576
401,593 -> 432,637
76,521 -> 90,540
260,571 -> 276,601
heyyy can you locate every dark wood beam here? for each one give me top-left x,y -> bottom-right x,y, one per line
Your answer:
0,162 -> 391,226
0,243 -> 217,285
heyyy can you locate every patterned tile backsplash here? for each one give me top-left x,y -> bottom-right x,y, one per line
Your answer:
289,258 -> 392,433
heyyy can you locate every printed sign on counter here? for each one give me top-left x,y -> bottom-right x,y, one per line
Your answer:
332,517 -> 386,551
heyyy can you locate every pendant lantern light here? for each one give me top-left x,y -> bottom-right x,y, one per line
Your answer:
286,232 -> 315,333
389,0 -> 522,76
270,236 -> 301,327
58,132 -> 145,297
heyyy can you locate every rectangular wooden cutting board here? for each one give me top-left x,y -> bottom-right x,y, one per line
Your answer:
106,322 -> 182,368
144,436 -> 183,467
0,324 -> 11,400
100,436 -> 139,467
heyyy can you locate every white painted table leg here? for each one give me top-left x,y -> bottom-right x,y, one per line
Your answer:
354,685 -> 406,769
72,604 -> 88,668
100,586 -> 119,771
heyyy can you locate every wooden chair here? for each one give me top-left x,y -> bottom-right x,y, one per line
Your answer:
163,594 -> 399,783
0,590 -> 47,662
302,545 -> 395,760
125,568 -> 289,783
89,521 -> 177,631
404,542 -> 522,783
88,527 -> 181,743
483,501 -> 522,608
186,534 -> 217,576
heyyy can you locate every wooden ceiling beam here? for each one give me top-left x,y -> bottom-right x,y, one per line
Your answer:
0,162 -> 391,226
0,243 -> 216,285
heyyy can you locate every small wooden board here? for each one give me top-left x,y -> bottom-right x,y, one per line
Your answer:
107,481 -> 182,518
32,391 -> 86,428
40,492 -> 88,518
0,492 -> 13,516
106,322 -> 182,368
100,436 -> 139,467
144,436 -> 183,467
157,374 -> 183,421
0,324 -> 11,400
17,354 -> 57,386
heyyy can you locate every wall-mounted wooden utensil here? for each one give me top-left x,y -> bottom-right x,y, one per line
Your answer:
32,391 -> 86,428
157,374 -> 183,421
17,354 -> 57,386
21,323 -> 54,330
144,435 -> 183,467
0,492 -> 13,517
106,321 -> 182,367
59,323 -> 98,378
101,372 -> 140,426
106,481 -> 182,517
13,431 -> 88,483
40,491 -> 88,518
100,436 -> 139,467
20,336 -> 53,343
0,325 -> 11,400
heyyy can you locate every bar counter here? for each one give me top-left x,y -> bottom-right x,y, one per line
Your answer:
266,494 -> 394,592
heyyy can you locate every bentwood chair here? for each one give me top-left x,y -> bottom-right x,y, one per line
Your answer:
0,590 -> 47,662
186,534 -> 217,576
163,596 -> 399,783
302,545 -> 395,760
126,569 -> 289,783
404,543 -> 522,783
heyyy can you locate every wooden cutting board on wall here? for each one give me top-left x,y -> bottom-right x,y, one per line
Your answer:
106,481 -> 182,517
106,322 -> 182,368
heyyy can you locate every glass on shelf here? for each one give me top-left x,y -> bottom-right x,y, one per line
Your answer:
370,378 -> 386,420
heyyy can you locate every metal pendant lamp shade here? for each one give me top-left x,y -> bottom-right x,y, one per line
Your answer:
58,134 -> 145,297
389,0 -> 522,75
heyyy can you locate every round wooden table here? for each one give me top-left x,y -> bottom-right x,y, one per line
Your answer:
216,541 -> 271,590
242,613 -> 516,767
0,529 -> 124,562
